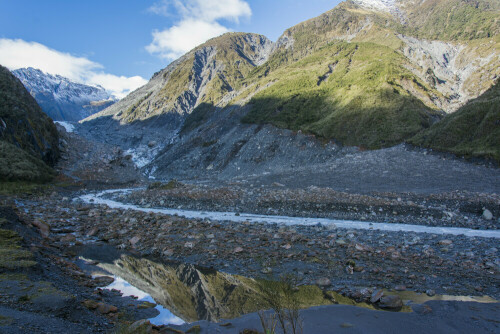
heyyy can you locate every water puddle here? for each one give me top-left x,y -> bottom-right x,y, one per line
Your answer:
384,290 -> 498,304
79,189 -> 500,239
76,244 -> 497,327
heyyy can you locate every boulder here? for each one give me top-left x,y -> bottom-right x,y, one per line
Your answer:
379,295 -> 403,309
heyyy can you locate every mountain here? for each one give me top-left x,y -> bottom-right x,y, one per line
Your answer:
85,33 -> 273,124
0,65 -> 59,182
82,0 -> 500,174
13,68 -> 115,122
409,80 -> 500,162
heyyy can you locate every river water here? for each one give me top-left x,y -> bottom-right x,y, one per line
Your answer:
79,189 -> 500,239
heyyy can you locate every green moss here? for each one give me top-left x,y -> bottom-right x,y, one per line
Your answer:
0,141 -> 55,182
0,181 -> 54,196
0,315 -> 13,326
0,229 -> 37,270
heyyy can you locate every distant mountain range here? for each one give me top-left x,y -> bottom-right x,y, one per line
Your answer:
82,0 -> 499,168
13,67 -> 115,122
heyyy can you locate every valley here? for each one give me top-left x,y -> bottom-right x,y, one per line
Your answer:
0,0 -> 499,333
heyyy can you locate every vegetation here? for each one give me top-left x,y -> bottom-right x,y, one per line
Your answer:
409,80 -> 500,163
242,42 -> 442,148
391,0 -> 500,41
0,141 -> 55,182
0,65 -> 59,165
0,228 -> 36,270
257,276 -> 303,334
180,103 -> 218,134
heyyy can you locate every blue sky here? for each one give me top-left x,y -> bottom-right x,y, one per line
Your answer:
0,0 -> 340,97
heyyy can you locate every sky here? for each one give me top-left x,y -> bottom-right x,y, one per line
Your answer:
0,0 -> 341,98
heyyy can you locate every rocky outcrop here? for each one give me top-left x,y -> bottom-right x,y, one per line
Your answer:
13,68 -> 115,122
0,64 -> 59,168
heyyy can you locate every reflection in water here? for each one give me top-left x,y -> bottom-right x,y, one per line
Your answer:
102,276 -> 185,326
385,290 -> 498,304
92,254 -> 350,323
86,252 -> 497,327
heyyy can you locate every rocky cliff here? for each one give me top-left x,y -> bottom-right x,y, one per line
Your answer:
13,68 -> 115,122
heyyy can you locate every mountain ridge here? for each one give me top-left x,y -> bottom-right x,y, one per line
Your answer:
81,0 -> 500,167
13,67 -> 115,122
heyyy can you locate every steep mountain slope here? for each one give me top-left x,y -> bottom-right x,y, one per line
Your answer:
13,68 -> 115,122
409,80 -> 500,162
0,65 -> 59,181
85,33 -> 273,125
84,0 -> 500,172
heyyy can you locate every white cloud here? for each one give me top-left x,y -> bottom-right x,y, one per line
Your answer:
146,0 -> 252,60
0,39 -> 147,99
87,73 -> 147,99
146,19 -> 229,60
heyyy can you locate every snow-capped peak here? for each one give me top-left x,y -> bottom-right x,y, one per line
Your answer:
352,0 -> 396,12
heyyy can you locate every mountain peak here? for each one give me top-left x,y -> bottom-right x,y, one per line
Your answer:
12,67 -> 115,122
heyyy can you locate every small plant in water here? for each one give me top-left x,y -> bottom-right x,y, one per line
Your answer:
257,275 -> 303,334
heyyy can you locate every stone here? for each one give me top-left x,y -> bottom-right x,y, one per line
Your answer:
32,220 -> 50,238
261,267 -> 272,274
184,242 -> 194,248
370,290 -> 384,303
96,302 -> 118,314
163,249 -> 174,257
82,299 -> 99,310
483,209 -> 493,220
86,227 -> 99,237
234,247 -> 244,253
315,277 -> 331,287
129,236 -> 141,246
395,285 -> 406,291
438,239 -> 453,246
345,265 -> 354,275
128,319 -> 152,333
355,243 -> 371,252
379,295 -> 403,309
60,234 -> 76,243
92,276 -> 115,287
426,289 -> 436,297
